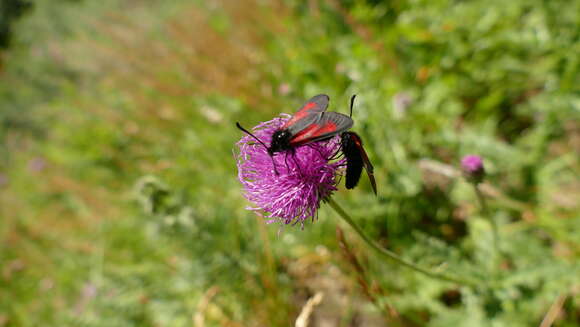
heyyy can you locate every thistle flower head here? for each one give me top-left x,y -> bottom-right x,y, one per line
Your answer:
461,154 -> 485,184
236,115 -> 344,227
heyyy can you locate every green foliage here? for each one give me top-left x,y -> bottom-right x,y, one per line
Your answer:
0,0 -> 32,48
1,0 -> 579,326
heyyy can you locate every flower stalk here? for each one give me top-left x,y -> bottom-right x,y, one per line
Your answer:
474,184 -> 500,258
461,155 -> 500,260
327,198 -> 478,287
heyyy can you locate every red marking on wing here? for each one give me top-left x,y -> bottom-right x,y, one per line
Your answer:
281,102 -> 317,129
290,121 -> 338,145
303,102 -> 316,110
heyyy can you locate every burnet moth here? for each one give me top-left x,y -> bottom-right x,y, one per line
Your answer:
341,95 -> 377,195
236,94 -> 353,174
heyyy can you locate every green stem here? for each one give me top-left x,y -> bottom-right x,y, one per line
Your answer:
474,183 -> 499,257
327,198 -> 478,287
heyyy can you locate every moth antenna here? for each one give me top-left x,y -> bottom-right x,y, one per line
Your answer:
236,122 -> 280,175
349,94 -> 357,118
236,122 -> 269,149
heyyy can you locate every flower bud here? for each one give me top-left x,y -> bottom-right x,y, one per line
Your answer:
461,155 -> 485,184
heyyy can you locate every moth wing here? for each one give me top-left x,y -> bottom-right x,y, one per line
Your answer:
281,94 -> 329,131
343,133 -> 363,190
344,132 -> 377,195
354,136 -> 377,196
289,112 -> 353,146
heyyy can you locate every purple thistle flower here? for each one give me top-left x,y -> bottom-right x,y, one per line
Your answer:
236,115 -> 345,227
461,154 -> 485,183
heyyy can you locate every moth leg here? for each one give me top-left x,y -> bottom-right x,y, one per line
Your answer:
283,151 -> 291,175
290,149 -> 304,178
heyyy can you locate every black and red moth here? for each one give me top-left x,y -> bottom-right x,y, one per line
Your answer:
341,95 -> 377,195
236,94 -> 353,157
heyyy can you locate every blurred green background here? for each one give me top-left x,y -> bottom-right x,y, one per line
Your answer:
1,0 -> 579,326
